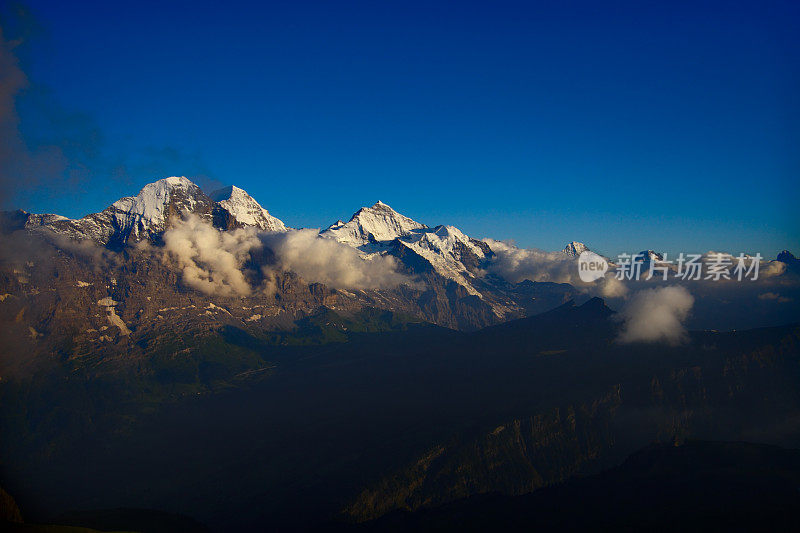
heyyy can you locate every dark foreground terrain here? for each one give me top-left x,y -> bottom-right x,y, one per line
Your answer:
2,300 -> 800,531
353,440 -> 800,532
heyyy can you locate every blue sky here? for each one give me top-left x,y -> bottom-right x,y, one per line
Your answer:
3,0 -> 798,257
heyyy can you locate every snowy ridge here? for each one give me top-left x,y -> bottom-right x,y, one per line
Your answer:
399,225 -> 487,296
404,225 -> 486,261
322,203 -> 488,296
210,185 -> 287,232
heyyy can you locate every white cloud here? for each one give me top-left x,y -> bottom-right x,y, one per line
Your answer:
161,216 -> 413,297
483,239 -> 577,284
760,260 -> 787,278
599,275 -> 628,298
260,229 -> 413,290
617,286 -> 694,345
700,251 -> 787,279
483,239 -> 629,300
163,214 -> 260,297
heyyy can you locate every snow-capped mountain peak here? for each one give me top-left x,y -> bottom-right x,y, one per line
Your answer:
109,176 -> 204,235
209,185 -> 287,232
22,176 -> 288,246
320,201 -> 427,248
21,176 -> 214,246
563,241 -> 589,257
397,224 -> 490,296
635,250 -> 665,263
410,225 -> 486,260
321,202 -> 492,297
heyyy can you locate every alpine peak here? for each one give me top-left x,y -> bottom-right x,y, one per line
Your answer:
563,241 -> 589,257
110,176 -> 204,228
635,250 -> 665,263
209,185 -> 287,232
321,201 -> 427,247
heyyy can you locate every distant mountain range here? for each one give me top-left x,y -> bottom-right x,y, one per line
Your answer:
11,176 -> 582,297
1,176 -> 796,356
0,177 -> 594,336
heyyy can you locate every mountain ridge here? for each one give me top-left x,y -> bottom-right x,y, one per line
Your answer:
3,176 -> 797,336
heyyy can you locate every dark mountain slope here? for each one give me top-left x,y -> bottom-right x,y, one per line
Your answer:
358,440 -> 800,532
2,297 -> 798,530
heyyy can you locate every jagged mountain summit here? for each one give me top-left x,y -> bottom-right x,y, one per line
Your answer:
634,250 -> 667,268
209,185 -> 286,232
320,201 -> 427,249
777,250 -> 800,270
563,241 -> 589,257
321,201 -> 493,297
20,176 -> 212,246
395,224 -> 493,296
20,177 -> 287,247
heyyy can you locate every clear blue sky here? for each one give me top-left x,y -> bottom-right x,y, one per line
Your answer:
4,0 -> 799,257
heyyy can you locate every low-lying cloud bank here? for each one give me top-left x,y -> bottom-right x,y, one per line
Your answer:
482,241 -> 793,298
162,215 -> 413,296
483,239 -> 575,284
261,229 -> 411,291
482,239 -> 628,298
616,286 -> 695,345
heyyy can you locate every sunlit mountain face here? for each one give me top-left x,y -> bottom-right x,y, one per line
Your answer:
1,1 -> 798,531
